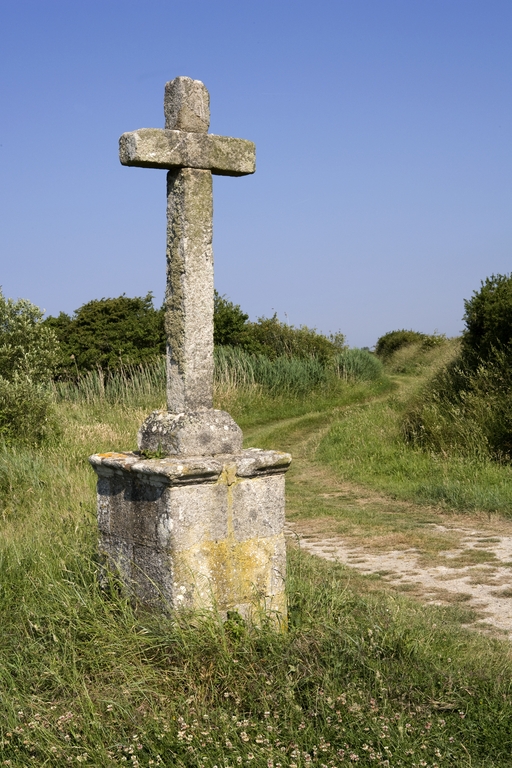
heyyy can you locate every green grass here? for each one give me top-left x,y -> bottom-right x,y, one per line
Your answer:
3,356 -> 512,765
318,395 -> 512,514
2,516 -> 512,766
318,342 -> 512,515
52,347 -> 380,408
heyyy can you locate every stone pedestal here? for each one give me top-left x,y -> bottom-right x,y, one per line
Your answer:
89,448 -> 291,622
94,77 -> 290,624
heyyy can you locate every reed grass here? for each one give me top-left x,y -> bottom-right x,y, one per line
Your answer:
52,358 -> 167,406
1,351 -> 512,765
52,347 -> 385,407
335,348 -> 383,381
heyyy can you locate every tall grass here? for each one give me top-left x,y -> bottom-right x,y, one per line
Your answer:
384,339 -> 457,375
319,396 -> 512,514
319,341 -> 512,514
335,348 -> 383,381
51,351 -> 334,407
1,344 -> 512,764
214,346 -> 333,396
49,350 -> 387,435
52,358 -> 167,405
2,487 -> 512,767
404,349 -> 512,461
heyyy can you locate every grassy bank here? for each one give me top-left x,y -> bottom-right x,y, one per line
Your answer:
2,356 -> 512,765
318,395 -> 512,515
318,341 -> 512,515
2,521 -> 512,766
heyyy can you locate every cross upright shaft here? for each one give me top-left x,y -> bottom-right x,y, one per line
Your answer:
119,77 -> 255,413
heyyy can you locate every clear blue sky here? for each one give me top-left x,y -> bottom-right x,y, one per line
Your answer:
1,1 -> 511,347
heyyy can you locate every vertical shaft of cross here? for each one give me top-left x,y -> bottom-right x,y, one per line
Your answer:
165,167 -> 213,411
164,77 -> 213,413
119,75 -> 255,438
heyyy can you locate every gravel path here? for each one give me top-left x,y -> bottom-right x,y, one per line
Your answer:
286,519 -> 512,636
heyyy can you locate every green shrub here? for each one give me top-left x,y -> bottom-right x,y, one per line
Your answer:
213,291 -> 250,347
403,275 -> 512,461
401,272 -> 512,460
335,348 -> 383,381
44,293 -> 165,375
243,315 -> 345,362
46,291 -> 345,374
404,349 -> 512,460
0,291 -> 59,443
375,329 -> 445,360
213,291 -> 345,360
461,273 -> 512,369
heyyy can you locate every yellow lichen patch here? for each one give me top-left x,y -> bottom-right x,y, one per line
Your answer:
172,534 -> 286,617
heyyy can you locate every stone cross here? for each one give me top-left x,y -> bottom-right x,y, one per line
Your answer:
89,77 -> 290,621
119,77 -> 255,417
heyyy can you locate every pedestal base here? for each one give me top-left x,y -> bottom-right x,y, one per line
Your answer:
137,409 -> 243,456
89,448 -> 291,622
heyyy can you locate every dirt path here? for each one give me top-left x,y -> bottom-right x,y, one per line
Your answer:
245,406 -> 512,638
286,513 -> 512,637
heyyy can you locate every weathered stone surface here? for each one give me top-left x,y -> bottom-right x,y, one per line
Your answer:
137,409 -> 243,456
89,449 -> 291,620
91,448 -> 291,484
164,76 -> 210,133
100,76 -> 290,622
89,451 -> 224,484
119,129 -> 256,176
164,167 -> 214,412
236,447 -> 294,476
231,474 -> 286,541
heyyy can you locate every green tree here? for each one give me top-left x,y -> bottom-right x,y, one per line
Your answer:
214,291 -> 345,360
213,291 -> 249,346
45,293 -> 165,375
461,273 -> 512,369
0,289 -> 59,443
245,314 -> 344,362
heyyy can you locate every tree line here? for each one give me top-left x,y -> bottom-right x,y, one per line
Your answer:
43,292 -> 346,377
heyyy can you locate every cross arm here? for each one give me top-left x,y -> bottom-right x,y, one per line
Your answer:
119,128 -> 255,176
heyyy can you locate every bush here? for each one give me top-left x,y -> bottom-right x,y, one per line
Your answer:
46,291 -> 345,374
213,292 -> 345,361
403,350 -> 512,460
213,291 -> 250,347
335,348 -> 384,381
44,293 -> 165,376
243,315 -> 345,362
0,290 -> 59,443
461,273 -> 512,369
375,330 -> 445,360
403,274 -> 512,461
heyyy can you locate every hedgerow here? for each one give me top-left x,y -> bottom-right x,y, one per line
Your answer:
0,290 -> 59,443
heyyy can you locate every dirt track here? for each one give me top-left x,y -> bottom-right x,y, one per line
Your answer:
286,515 -> 512,637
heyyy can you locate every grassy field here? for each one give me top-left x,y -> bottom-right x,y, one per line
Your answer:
318,342 -> 512,515
2,354 -> 512,766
